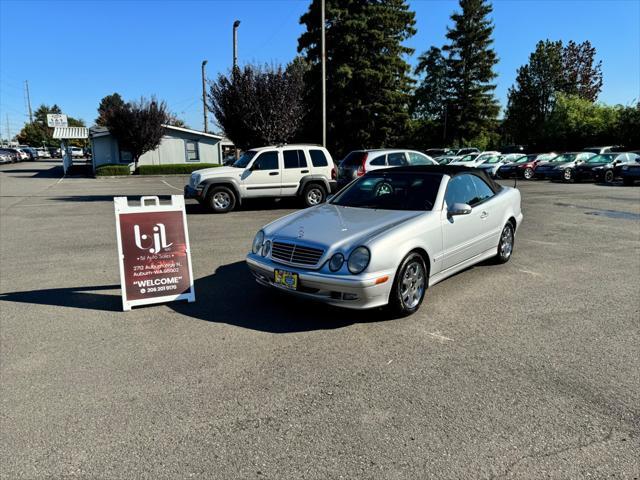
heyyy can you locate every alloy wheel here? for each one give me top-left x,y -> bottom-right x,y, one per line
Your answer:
499,225 -> 514,260
400,260 -> 425,309
213,192 -> 231,210
307,188 -> 323,206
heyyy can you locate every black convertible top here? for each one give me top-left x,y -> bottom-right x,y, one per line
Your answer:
374,165 -> 504,194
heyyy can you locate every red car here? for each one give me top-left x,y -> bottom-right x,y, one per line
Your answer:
497,153 -> 557,180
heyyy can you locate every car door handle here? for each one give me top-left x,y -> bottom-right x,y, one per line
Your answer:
480,211 -> 488,219
269,172 -> 278,176
301,169 -> 309,173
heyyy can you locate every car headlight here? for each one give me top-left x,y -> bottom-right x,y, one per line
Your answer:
347,247 -> 370,274
328,253 -> 344,272
191,173 -> 201,187
252,230 -> 264,254
262,240 -> 271,257
622,166 -> 628,171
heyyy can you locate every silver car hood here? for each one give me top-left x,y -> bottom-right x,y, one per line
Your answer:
266,203 -> 425,250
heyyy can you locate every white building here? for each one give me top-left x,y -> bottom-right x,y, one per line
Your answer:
90,124 -> 224,170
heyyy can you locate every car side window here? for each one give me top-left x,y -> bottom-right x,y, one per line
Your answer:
408,152 -> 431,165
252,151 -> 279,171
444,175 -> 477,209
469,176 -> 495,205
387,152 -> 407,166
283,150 -> 307,169
370,155 -> 386,166
309,149 -> 329,167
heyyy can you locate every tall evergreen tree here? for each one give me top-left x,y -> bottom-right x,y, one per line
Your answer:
442,0 -> 499,145
95,93 -> 125,126
298,0 -> 416,157
562,40 -> 603,101
412,47 -> 448,121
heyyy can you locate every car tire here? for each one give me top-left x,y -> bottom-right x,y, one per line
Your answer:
389,252 -> 427,317
563,168 -> 574,183
494,223 -> 515,264
206,186 -> 236,213
604,170 -> 615,184
302,183 -> 326,208
523,168 -> 534,180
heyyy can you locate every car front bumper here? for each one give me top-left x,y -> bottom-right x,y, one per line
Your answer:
246,254 -> 394,310
184,184 -> 204,200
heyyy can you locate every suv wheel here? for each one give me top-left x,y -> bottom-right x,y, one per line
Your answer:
389,252 -> 427,317
207,186 -> 236,213
302,183 -> 326,208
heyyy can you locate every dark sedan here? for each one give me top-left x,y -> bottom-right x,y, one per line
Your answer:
567,153 -> 631,182
497,153 -> 556,180
620,163 -> 640,185
592,153 -> 640,183
534,152 -> 595,179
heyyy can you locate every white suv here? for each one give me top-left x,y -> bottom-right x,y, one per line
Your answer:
185,145 -> 337,213
337,149 -> 437,187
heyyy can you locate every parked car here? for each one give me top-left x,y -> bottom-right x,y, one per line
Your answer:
435,155 -> 460,165
563,153 -> 637,183
620,163 -> 640,185
15,148 -> 30,161
533,152 -> 595,179
246,165 -> 522,316
592,153 -> 640,183
337,149 -> 436,187
477,154 -> 524,178
35,148 -> 51,158
453,147 -> 479,156
450,151 -> 501,167
424,148 -> 451,157
582,146 -> 624,155
497,153 -> 557,179
0,148 -> 20,163
185,144 -> 337,213
0,151 -> 11,164
70,147 -> 84,157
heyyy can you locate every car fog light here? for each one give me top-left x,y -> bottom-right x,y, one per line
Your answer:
343,293 -> 358,300
328,253 -> 344,272
252,230 -> 264,254
348,246 -> 370,274
262,240 -> 271,257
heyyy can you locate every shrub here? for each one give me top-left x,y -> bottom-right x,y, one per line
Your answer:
96,163 -> 130,176
136,163 -> 220,175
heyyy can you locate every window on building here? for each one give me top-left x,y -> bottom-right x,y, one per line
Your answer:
185,140 -> 199,162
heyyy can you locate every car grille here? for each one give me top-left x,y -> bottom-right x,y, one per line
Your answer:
271,241 -> 325,266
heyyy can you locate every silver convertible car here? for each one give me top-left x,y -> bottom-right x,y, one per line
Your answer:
246,166 -> 523,316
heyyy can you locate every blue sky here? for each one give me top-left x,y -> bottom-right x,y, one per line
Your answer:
1,0 -> 638,139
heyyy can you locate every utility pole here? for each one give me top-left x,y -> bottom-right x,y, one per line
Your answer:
25,80 -> 33,123
233,20 -> 241,70
201,60 -> 208,133
321,0 -> 326,148
6,114 -> 11,146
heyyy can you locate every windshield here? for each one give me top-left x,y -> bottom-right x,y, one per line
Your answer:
551,153 -> 577,163
331,172 -> 442,211
456,154 -> 477,163
233,150 -> 257,168
481,156 -> 502,164
587,154 -> 614,164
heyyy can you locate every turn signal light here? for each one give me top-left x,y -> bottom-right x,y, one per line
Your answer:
375,276 -> 389,285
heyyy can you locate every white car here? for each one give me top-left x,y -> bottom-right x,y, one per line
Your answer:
70,147 -> 84,157
476,154 -> 523,178
247,165 -> 523,316
185,144 -> 337,213
337,149 -> 437,187
15,149 -> 30,161
450,151 -> 501,167
36,148 -> 51,158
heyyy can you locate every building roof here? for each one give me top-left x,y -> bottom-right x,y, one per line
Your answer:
89,124 -> 223,140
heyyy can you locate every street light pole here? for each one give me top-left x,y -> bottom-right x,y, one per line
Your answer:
321,0 -> 326,148
233,20 -> 241,70
201,60 -> 208,133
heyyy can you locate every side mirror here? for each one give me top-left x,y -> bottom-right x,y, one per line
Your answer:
448,203 -> 472,216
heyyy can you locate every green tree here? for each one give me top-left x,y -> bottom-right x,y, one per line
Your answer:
617,103 -> 640,148
442,0 -> 499,145
103,97 -> 168,168
16,104 -> 86,148
209,60 -> 308,150
298,0 -> 416,157
412,47 -> 448,121
95,93 -> 125,126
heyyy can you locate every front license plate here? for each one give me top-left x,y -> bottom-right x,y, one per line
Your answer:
274,269 -> 298,290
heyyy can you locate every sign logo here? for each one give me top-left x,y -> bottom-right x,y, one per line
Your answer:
134,223 -> 173,253
297,226 -> 305,239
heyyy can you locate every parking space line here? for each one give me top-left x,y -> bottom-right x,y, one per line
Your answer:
161,180 -> 183,191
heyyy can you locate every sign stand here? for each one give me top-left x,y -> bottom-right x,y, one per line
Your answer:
114,195 -> 195,311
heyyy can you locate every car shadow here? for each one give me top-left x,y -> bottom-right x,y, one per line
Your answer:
0,284 -> 121,312
1,166 -> 64,178
170,261 -> 395,333
186,198 -> 303,215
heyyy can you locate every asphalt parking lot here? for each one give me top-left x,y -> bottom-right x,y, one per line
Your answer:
1,160 -> 639,479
